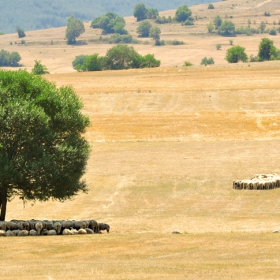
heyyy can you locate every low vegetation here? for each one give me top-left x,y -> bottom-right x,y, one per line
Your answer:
91,12 -> 127,35
0,49 -> 21,66
72,44 -> 160,71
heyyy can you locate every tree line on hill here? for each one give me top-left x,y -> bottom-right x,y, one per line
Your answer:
207,13 -> 280,37
0,0 -> 218,34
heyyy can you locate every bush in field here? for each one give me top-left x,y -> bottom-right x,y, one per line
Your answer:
175,4 -> 192,23
137,20 -> 152,37
258,38 -> 277,61
16,26 -> 25,38
31,60 -> 49,75
225,45 -> 248,63
91,12 -> 127,35
72,45 -> 160,71
72,55 -> 88,71
201,57 -> 214,65
0,49 -> 21,66
65,15 -> 85,44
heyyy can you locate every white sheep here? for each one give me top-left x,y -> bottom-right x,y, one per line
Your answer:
47,229 -> 57,235
78,229 -> 87,234
62,228 -> 73,235
29,229 -> 38,236
0,230 -> 6,236
18,230 -> 29,236
35,222 -> 43,235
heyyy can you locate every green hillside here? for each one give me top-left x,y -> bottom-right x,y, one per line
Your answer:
0,0 -> 218,34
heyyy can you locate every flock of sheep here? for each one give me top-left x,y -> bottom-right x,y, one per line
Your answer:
0,219 -> 110,236
233,174 -> 280,190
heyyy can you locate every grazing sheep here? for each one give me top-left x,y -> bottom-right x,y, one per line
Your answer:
62,228 -> 73,235
19,221 -> 30,231
53,222 -> 62,234
5,230 -> 16,236
0,230 -> 6,236
98,223 -> 110,233
85,228 -> 94,234
6,221 -> 18,231
74,221 -> 86,230
47,229 -> 57,235
0,221 -> 6,231
29,229 -> 38,236
61,220 -> 74,229
78,229 -> 87,234
41,229 -> 48,236
18,230 -> 29,236
44,220 -> 53,230
87,219 -> 99,233
35,222 -> 43,235
70,228 -> 78,235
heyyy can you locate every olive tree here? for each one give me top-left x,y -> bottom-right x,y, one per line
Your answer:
65,15 -> 85,44
0,70 -> 90,220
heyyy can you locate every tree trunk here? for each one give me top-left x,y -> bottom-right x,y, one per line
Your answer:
0,189 -> 7,221
0,199 -> 7,221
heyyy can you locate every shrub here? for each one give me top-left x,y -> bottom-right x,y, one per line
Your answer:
225,45 -> 248,63
216,44 -> 222,50
31,60 -> 49,75
184,61 -> 193,66
264,12 -> 271,17
0,49 -> 21,66
72,55 -> 88,71
183,19 -> 194,26
208,4 -> 215,9
269,29 -> 277,35
201,57 -> 214,65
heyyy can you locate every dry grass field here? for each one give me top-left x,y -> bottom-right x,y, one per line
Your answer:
1,0 -> 280,279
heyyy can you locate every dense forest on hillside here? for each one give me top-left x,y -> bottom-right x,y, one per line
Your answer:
0,0 -> 218,34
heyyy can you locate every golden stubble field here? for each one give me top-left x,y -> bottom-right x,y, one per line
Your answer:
1,0 -> 280,279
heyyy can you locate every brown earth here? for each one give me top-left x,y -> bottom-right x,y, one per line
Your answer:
1,0 -> 280,279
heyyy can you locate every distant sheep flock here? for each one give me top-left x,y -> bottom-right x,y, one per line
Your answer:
0,219 -> 110,237
233,174 -> 280,190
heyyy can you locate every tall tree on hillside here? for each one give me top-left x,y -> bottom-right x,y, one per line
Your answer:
0,70 -> 90,220
133,3 -> 148,21
16,26 -> 25,38
175,4 -> 192,22
258,38 -> 277,61
65,15 -> 85,44
136,20 -> 152,37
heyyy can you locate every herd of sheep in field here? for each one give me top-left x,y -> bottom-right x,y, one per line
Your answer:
233,174 -> 280,190
0,219 -> 110,236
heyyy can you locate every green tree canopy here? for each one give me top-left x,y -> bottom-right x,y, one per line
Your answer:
149,26 -> 161,40
84,54 -> 104,71
133,3 -> 148,21
225,45 -> 248,63
175,4 -> 192,22
104,44 -> 141,70
136,20 -> 152,37
213,15 -> 222,30
219,20 -> 235,36
72,55 -> 88,71
16,26 -> 25,38
31,60 -> 50,75
0,50 -> 21,67
258,38 -> 277,61
0,70 -> 90,220
65,15 -> 85,44
91,12 -> 127,34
